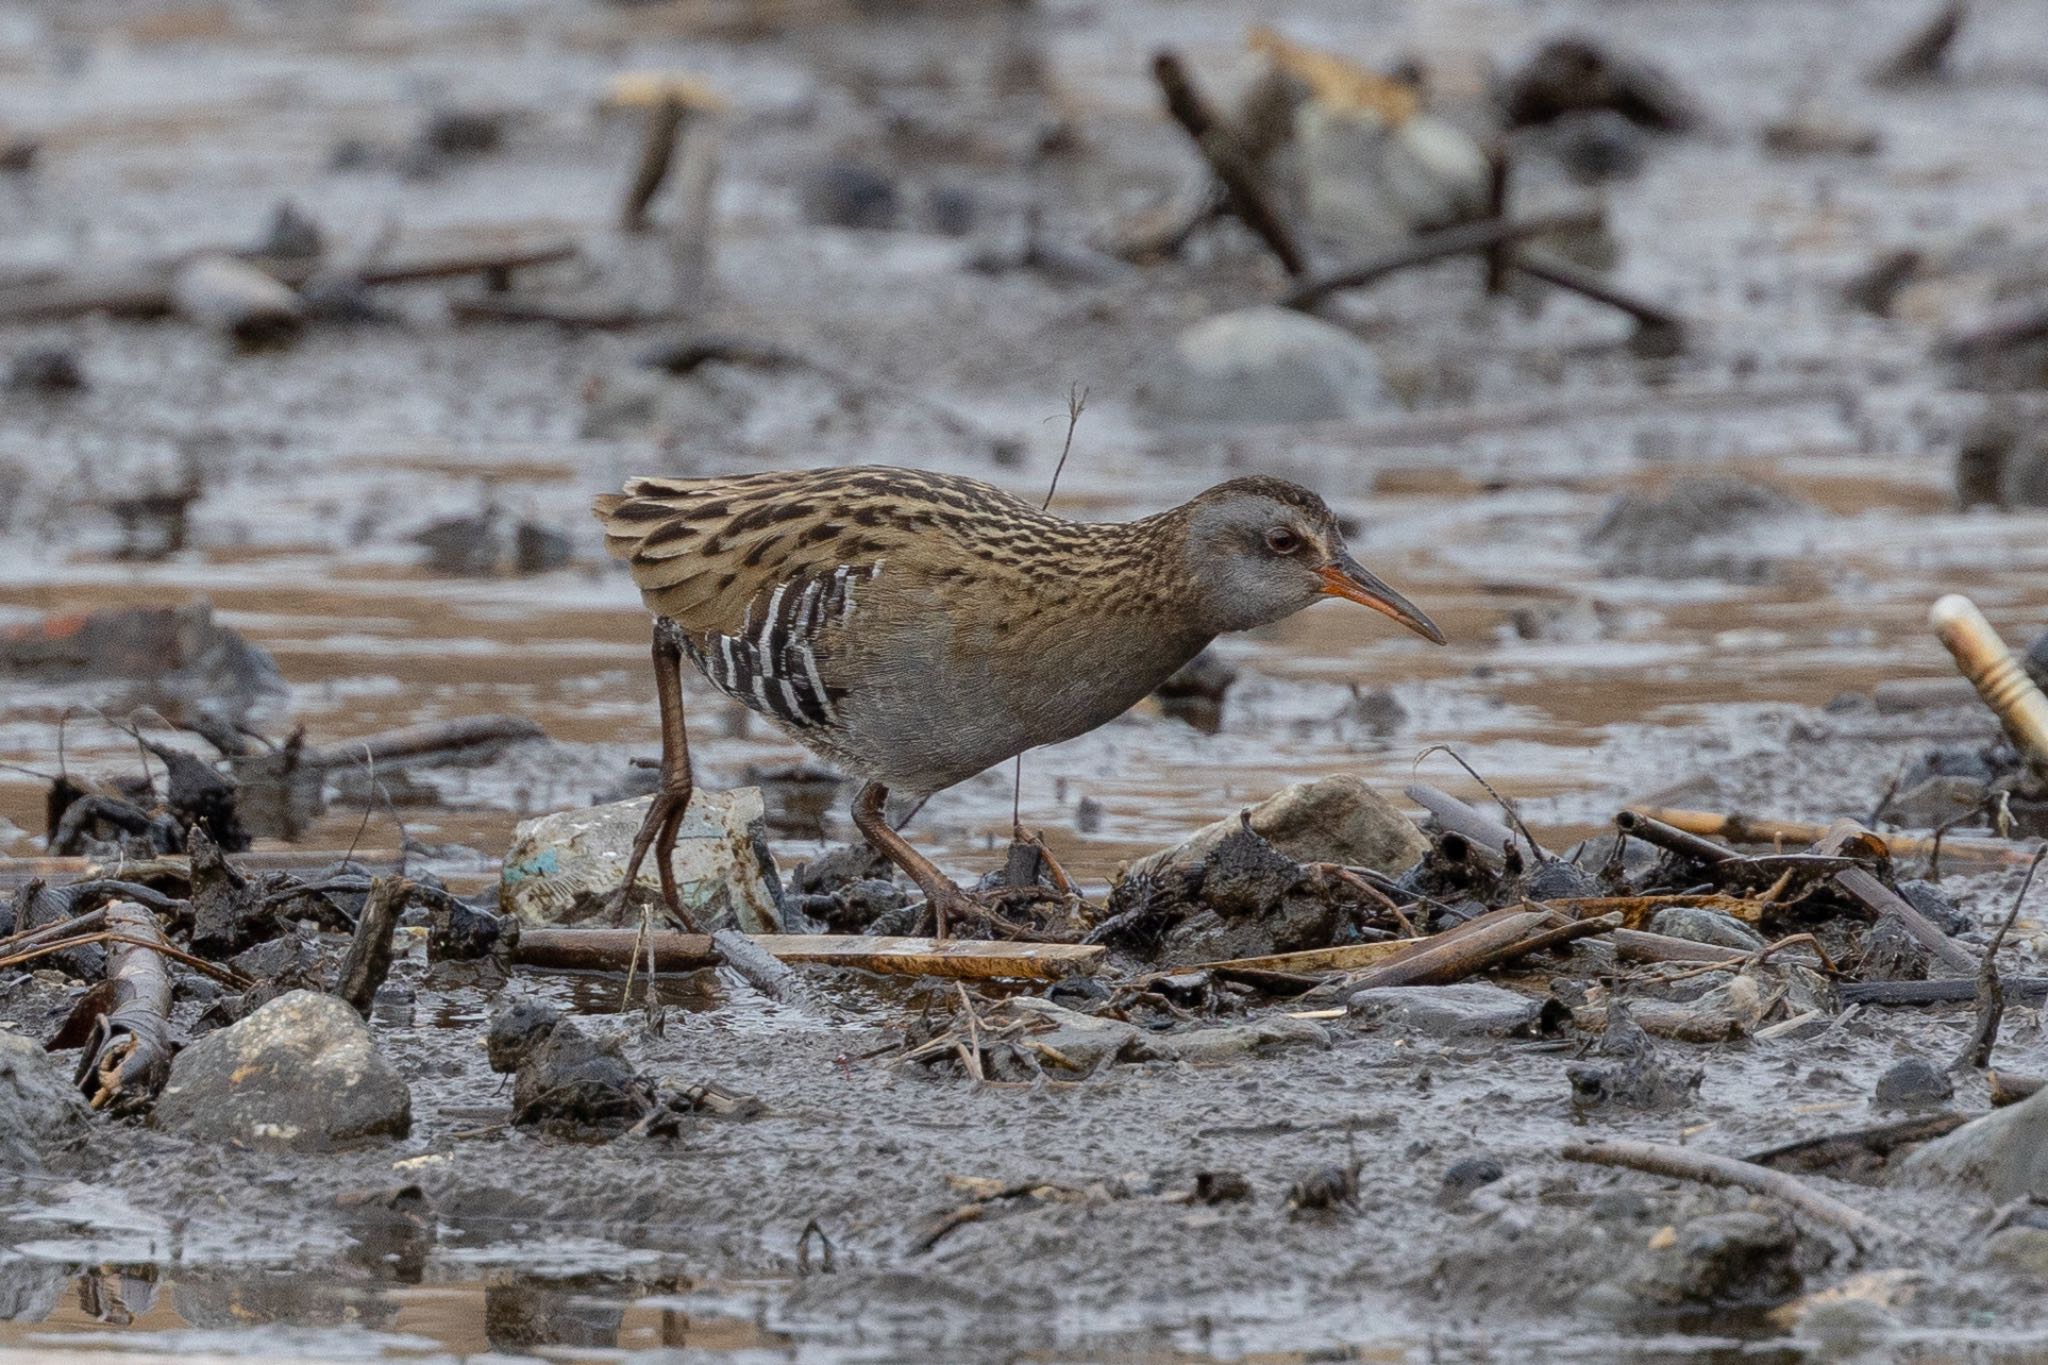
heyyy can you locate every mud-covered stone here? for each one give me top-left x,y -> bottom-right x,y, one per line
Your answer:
1349,982 -> 1549,1038
488,999 -> 563,1074
1647,906 -> 1766,952
1122,775 -> 1427,886
513,1020 -> 644,1133
1873,1056 -> 1954,1110
0,1031 -> 87,1168
501,788 -> 783,931
1148,307 -> 1386,425
156,990 -> 411,1150
1898,1086 -> 2048,1201
1629,1211 -> 1801,1306
1567,999 -> 1702,1111
1586,477 -> 1812,580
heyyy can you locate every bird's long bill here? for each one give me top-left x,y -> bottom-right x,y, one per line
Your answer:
1317,555 -> 1446,644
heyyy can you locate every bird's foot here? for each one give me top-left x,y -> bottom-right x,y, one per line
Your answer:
608,785 -> 702,934
913,881 -> 980,942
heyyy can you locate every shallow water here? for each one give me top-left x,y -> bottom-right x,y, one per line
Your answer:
5,0 -> 2048,1358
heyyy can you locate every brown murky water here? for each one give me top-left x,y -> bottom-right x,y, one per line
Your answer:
5,0 -> 2048,1359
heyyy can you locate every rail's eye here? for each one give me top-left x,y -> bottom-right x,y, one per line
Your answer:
1264,526 -> 1302,555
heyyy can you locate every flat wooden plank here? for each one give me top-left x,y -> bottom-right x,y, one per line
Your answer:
512,929 -> 1102,980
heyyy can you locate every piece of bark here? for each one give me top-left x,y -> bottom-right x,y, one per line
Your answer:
75,901 -> 174,1113
1629,806 -> 2041,867
1744,1114 -> 1973,1174
513,930 -> 1103,980
334,877 -> 411,1017
1610,927 -> 1750,964
1341,908 -> 1550,990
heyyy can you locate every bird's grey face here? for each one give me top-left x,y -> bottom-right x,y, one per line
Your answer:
1183,491 -> 1445,642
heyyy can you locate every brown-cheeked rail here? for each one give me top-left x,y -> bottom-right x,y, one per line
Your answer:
594,466 -> 1443,939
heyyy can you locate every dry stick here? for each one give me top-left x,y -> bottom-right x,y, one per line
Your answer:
1614,809 -> 1742,865
79,902 -> 173,1113
335,876 -> 410,1018
1413,746 -> 1549,862
621,96 -> 685,232
1630,805 -> 2041,869
1952,844 -> 2045,1072
1832,864 -> 1979,976
1483,146 -> 1512,296
1563,1139 -> 1909,1245
1406,784 -> 1516,867
515,930 -> 1101,981
1514,251 -> 1686,338
1150,50 -> 1308,277
1011,385 -> 1090,837
1285,210 -> 1600,310
1870,0 -> 1966,84
955,983 -> 986,1084
1343,907 -> 1547,990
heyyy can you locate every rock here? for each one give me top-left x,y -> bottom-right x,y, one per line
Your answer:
512,521 -> 572,575
1151,649 -> 1238,734
1122,775 -> 1428,886
1630,1211 -> 1801,1307
1567,999 -> 1703,1111
2029,627 -> 2048,692
1882,774 -> 1988,828
0,1032 -> 88,1168
1586,477 -> 1813,580
1299,105 -> 1490,246
1647,906 -> 1767,952
501,789 -> 784,931
412,512 -> 504,576
1541,109 -> 1648,183
1956,407 -> 2048,510
487,999 -> 563,1073
512,1019 -> 644,1133
256,200 -> 324,259
1440,1155 -> 1505,1201
1898,1086 -> 2048,1201
170,256 -> 305,349
1349,982 -> 1550,1038
1985,1226 -> 2048,1279
1762,110 -> 1882,158
422,107 -> 508,157
1001,998 -> 1327,1073
1498,37 -> 1698,132
1873,1056 -> 1954,1109
1126,1015 -> 1330,1064
0,601 -> 287,734
155,990 -> 411,1150
5,348 -> 85,393
1149,307 -> 1386,425
798,162 -> 899,230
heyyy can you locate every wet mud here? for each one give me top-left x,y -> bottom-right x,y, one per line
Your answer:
1,0 -> 2048,1359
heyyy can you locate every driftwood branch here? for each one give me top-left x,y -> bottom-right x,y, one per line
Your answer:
335,876 -> 411,1017
1285,210 -> 1601,309
76,901 -> 174,1113
1150,50 -> 1308,277
1629,805 -> 2042,868
1563,1138 -> 1908,1245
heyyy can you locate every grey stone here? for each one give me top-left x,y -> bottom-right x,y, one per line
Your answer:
1884,774 -> 1990,828
1647,906 -> 1767,952
1150,307 -> 1386,425
1898,1086 -> 2048,1201
1122,775 -> 1428,887
1001,999 -> 1327,1072
0,1031 -> 87,1168
1629,1210 -> 1801,1307
1586,477 -> 1812,580
501,789 -> 784,931
798,163 -> 899,230
1349,982 -> 1545,1037
1985,1226 -> 2048,1279
156,990 -> 411,1150
1873,1056 -> 1954,1110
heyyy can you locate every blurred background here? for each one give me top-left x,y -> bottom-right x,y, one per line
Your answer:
2,0 -> 2046,892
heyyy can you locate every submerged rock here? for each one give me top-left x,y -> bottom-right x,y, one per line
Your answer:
501,788 -> 784,930
0,1032 -> 87,1169
1148,307 -> 1386,425
155,990 -> 411,1150
1349,982 -> 1552,1038
512,1019 -> 644,1133
1567,999 -> 1703,1111
1898,1086 -> 2048,1201
1628,1211 -> 1802,1307
1873,1056 -> 1954,1110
